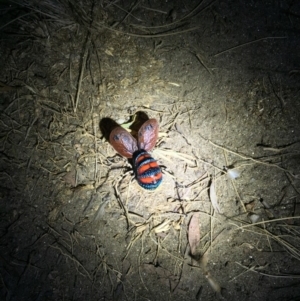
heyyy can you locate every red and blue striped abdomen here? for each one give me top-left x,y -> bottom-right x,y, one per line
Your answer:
133,150 -> 162,190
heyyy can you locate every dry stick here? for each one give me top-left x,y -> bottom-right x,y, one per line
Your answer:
0,171 -> 16,188
235,262 -> 300,279
69,57 -> 75,109
149,233 -> 184,262
91,40 -> 102,85
286,172 -> 300,195
155,149 -> 195,165
208,140 -> 296,178
114,180 -> 131,229
112,0 -> 143,24
0,12 -> 36,31
17,252 -> 33,284
231,221 -> 300,260
25,116 -> 38,140
131,0 -> 216,30
231,216 -> 300,230
263,144 -> 300,152
13,2 -> 193,37
63,230 -> 74,255
140,6 -> 167,14
124,231 -> 143,261
189,51 -> 212,75
223,150 -> 247,212
47,224 -> 62,237
74,32 -> 91,113
93,115 -> 98,181
49,244 -> 92,280
214,36 -> 287,57
197,157 -> 223,173
230,182 -> 247,210
262,219 -> 273,252
229,264 -> 261,282
138,236 -> 149,291
21,5 -> 74,25
210,206 -> 213,253
93,22 -> 203,38
178,217 -> 183,255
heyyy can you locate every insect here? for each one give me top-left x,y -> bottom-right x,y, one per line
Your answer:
109,118 -> 162,190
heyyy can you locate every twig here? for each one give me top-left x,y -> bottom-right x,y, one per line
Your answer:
231,216 -> 300,230
94,22 -> 206,38
17,252 -> 33,284
231,220 -> 300,260
74,32 -> 91,113
0,12 -> 36,31
25,116 -> 38,140
223,150 -> 246,212
214,37 -> 287,57
114,177 -> 131,229
190,51 -> 212,75
138,236 -> 149,291
130,0 -> 216,30
140,6 -> 167,14
112,0 -> 142,24
208,140 -> 296,178
49,244 -> 92,280
235,262 -> 300,279
93,114 -> 98,181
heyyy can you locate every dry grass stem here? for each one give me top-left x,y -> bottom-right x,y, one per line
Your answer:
235,262 -> 300,279
232,216 -> 300,230
49,244 -> 92,280
74,32 -> 91,113
214,37 -> 287,57
209,140 -> 296,177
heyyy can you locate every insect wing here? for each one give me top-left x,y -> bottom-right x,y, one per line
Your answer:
137,119 -> 159,151
109,126 -> 138,158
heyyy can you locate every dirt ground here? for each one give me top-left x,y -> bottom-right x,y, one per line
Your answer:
1,0 -> 300,300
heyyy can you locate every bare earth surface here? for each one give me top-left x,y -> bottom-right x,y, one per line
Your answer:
1,0 -> 300,300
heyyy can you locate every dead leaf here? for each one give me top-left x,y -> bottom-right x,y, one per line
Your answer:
188,213 -> 201,256
209,180 -> 221,213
